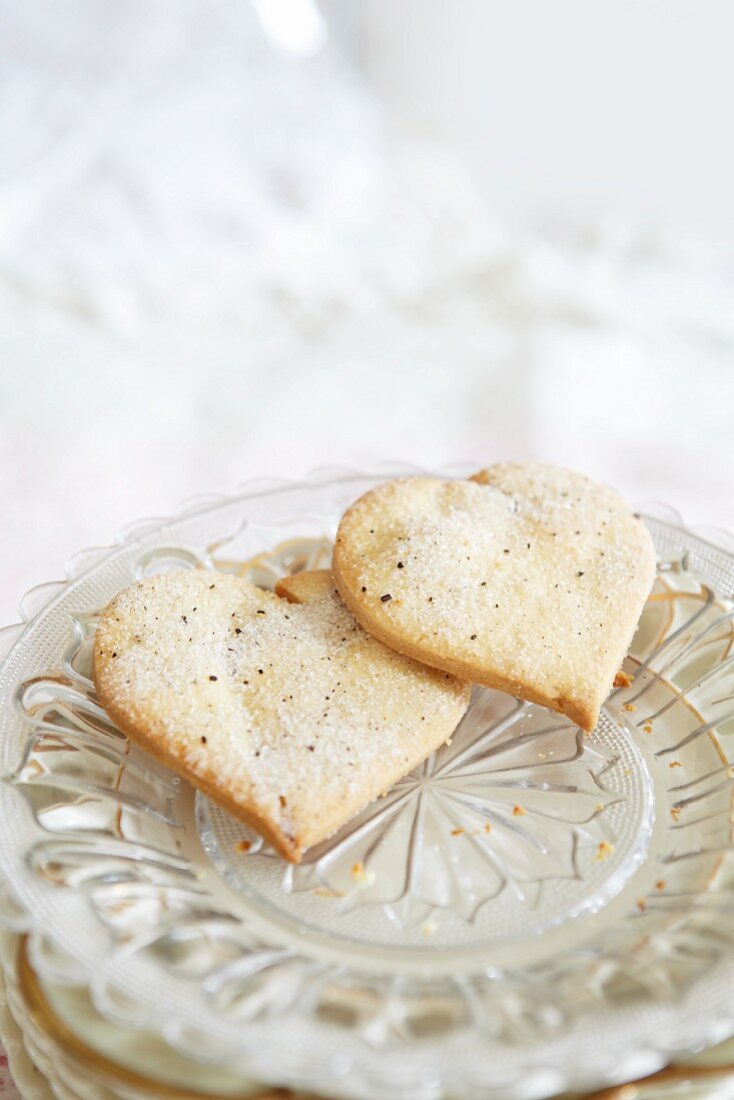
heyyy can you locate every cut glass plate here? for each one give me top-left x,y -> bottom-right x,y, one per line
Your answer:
0,468 -> 733,1100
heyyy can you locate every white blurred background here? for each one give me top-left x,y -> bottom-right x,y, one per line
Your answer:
1,0 -> 733,624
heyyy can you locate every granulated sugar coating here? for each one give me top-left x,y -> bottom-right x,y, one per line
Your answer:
93,569 -> 469,861
333,463 -> 656,732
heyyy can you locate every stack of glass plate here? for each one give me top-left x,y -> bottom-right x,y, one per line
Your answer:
1,467 -> 734,1100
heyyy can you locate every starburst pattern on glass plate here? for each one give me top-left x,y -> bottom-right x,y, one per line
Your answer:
246,691 -> 620,925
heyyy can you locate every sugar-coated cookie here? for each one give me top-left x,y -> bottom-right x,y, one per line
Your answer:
93,569 -> 469,861
332,463 -> 656,731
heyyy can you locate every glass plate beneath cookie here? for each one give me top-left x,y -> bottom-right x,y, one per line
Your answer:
1,466 -> 734,1100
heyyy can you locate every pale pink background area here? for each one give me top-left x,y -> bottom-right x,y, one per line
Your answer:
0,1053 -> 17,1095
1,1 -> 732,629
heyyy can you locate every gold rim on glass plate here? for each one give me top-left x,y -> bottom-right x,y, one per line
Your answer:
15,935 -> 291,1100
14,934 -> 734,1100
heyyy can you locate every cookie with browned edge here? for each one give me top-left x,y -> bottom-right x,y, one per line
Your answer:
93,569 -> 469,861
332,463 -> 656,731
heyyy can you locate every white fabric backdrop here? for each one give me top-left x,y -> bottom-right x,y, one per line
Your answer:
1,1 -> 732,626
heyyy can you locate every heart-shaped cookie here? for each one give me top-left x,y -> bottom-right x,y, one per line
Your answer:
93,569 -> 469,861
332,463 -> 656,731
